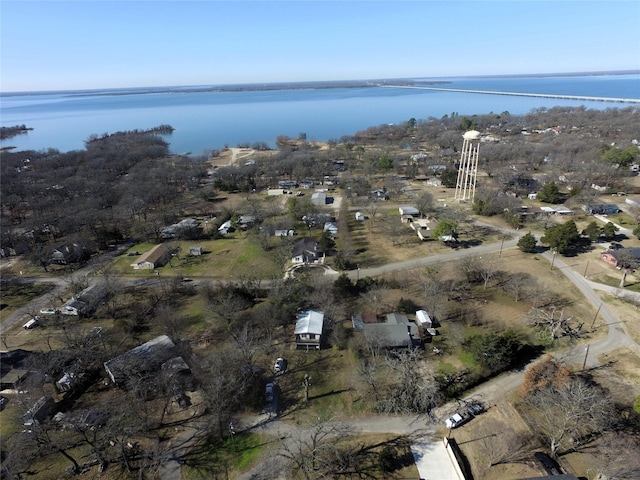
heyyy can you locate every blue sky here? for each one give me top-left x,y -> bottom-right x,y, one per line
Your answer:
1,1 -> 639,92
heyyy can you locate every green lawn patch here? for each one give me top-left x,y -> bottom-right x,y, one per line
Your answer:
0,281 -> 55,321
183,432 -> 269,480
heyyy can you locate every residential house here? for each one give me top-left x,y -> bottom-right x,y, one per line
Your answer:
292,237 -> 321,264
371,189 -> 388,201
294,310 -> 325,350
49,243 -> 89,265
0,369 -> 29,390
278,180 -> 299,189
360,313 -> 421,350
237,215 -> 256,229
63,283 -> 108,316
103,335 -> 179,386
398,206 -> 420,217
601,247 -> 640,268
161,218 -> 201,239
130,244 -> 169,270
582,204 -> 620,215
218,220 -> 232,235
23,396 -> 56,426
409,218 -> 431,241
323,222 -> 338,236
56,372 -> 78,392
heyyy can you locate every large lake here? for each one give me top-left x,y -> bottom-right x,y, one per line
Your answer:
1,74 -> 639,156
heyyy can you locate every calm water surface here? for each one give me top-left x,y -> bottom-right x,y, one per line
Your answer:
1,74 -> 639,155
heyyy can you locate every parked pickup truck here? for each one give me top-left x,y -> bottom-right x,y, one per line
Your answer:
445,401 -> 485,429
445,412 -> 471,429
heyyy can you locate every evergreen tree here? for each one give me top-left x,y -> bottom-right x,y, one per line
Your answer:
537,181 -> 562,204
602,222 -> 619,240
518,232 -> 538,253
541,220 -> 580,254
582,221 -> 601,242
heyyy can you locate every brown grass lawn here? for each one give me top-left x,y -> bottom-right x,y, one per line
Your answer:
448,399 -> 543,480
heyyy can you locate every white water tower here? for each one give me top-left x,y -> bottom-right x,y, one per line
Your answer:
455,130 -> 481,201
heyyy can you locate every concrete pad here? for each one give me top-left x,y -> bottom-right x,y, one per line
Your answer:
411,438 -> 464,480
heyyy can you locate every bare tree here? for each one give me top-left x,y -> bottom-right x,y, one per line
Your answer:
594,432 -> 640,480
359,285 -> 389,316
524,305 -> 578,341
377,349 -> 440,415
521,375 -> 611,457
503,272 -> 533,302
278,412 -> 351,479
477,419 -> 534,468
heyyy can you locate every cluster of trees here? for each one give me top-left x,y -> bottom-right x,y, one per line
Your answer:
519,356 -> 640,480
1,127 -> 209,262
0,124 -> 31,139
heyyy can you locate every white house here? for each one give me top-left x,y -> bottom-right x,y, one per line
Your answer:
130,244 -> 169,270
294,310 -> 324,350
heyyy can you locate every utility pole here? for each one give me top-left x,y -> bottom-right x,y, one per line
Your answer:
582,344 -> 590,371
499,236 -> 505,257
583,260 -> 590,277
303,374 -> 311,403
550,250 -> 557,271
590,303 -> 602,330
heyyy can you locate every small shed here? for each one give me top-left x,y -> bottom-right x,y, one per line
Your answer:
355,212 -> 365,221
189,246 -> 203,256
398,206 -> 420,217
0,369 -> 29,390
416,310 -> 432,328
311,192 -> 327,206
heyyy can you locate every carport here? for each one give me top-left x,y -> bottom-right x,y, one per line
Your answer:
411,438 -> 465,480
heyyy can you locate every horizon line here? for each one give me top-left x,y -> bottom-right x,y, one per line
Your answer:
2,69 -> 639,96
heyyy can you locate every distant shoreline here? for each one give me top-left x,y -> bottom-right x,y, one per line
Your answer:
2,70 -> 638,98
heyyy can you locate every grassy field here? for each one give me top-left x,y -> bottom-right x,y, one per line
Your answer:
111,234 -> 282,279
0,281 -> 55,321
183,432 -> 268,480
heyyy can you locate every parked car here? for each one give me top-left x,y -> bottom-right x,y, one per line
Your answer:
23,318 -> 39,329
466,402 -> 485,416
39,308 -> 58,315
60,306 -> 78,316
0,396 -> 8,411
445,412 -> 471,429
274,357 -> 288,374
265,383 -> 274,403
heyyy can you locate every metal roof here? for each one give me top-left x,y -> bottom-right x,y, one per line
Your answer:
294,310 -> 324,335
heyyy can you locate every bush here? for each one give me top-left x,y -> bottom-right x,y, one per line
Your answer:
397,297 -> 419,314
